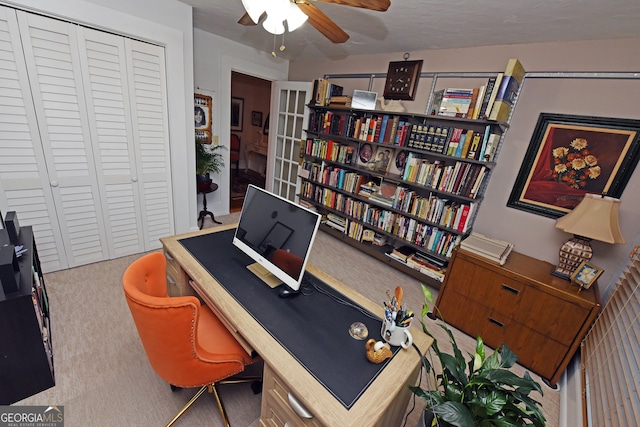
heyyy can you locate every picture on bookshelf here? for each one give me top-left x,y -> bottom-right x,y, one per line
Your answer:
389,149 -> 409,175
369,146 -> 394,172
358,143 -> 374,164
508,113 -> 640,218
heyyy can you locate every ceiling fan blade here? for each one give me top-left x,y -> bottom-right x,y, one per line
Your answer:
238,12 -> 267,26
238,13 -> 256,26
297,2 -> 349,43
311,0 -> 390,12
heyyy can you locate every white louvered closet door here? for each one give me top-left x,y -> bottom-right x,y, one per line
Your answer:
16,11 -> 110,268
0,7 -> 68,272
123,39 -> 173,250
75,27 -> 146,258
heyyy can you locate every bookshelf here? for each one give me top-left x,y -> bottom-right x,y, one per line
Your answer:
300,76 -> 519,287
0,225 -> 55,404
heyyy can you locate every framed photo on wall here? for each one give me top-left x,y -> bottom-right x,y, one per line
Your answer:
231,97 -> 244,132
251,111 -> 263,127
507,113 -> 640,218
194,93 -> 212,143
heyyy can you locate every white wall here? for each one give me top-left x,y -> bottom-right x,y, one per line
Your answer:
193,28 -> 288,216
4,0 -> 195,233
289,38 -> 640,291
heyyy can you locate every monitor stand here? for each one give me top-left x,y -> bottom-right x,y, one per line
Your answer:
246,262 -> 282,288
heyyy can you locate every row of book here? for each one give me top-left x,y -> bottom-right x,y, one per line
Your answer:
432,58 -> 525,122
301,165 -> 476,232
312,79 -> 344,107
407,124 -> 499,162
393,189 -> 476,233
402,154 -> 487,198
309,111 -> 500,163
301,182 -> 462,257
304,138 -> 355,164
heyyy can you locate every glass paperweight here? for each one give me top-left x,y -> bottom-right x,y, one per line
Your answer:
349,322 -> 368,340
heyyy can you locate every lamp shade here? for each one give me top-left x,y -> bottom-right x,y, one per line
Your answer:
555,193 -> 625,244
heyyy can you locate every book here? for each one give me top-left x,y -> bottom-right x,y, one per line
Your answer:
438,88 -> 474,117
489,58 -> 526,122
391,245 -> 414,262
483,73 -> 504,119
465,87 -> 480,119
471,85 -> 486,119
460,232 -> 514,265
477,77 -> 497,119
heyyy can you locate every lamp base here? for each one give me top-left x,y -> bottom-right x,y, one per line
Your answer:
553,236 -> 593,280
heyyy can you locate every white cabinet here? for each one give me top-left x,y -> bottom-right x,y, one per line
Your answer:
0,6 -> 172,272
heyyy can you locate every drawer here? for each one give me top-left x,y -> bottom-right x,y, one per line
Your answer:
261,365 -> 322,427
438,291 -> 568,381
164,251 -> 191,296
443,258 -> 527,320
517,285 -> 589,346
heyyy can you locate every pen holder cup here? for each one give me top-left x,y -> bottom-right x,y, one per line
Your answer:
381,318 -> 412,349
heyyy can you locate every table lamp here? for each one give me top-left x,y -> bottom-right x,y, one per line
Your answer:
552,193 -> 625,279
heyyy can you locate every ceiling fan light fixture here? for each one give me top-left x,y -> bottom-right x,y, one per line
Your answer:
286,3 -> 308,32
240,0 -> 265,23
263,15 -> 286,35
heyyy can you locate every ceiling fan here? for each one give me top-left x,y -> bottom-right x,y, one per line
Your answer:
238,0 -> 391,43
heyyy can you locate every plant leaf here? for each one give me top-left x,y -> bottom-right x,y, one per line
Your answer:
498,344 -> 518,369
432,401 -> 475,427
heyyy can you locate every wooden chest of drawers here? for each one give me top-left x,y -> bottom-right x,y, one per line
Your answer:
435,248 -> 601,386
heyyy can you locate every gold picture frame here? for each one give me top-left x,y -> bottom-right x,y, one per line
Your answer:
570,260 -> 604,290
195,93 -> 212,144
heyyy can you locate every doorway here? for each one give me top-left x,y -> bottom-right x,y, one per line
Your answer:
230,72 -> 271,211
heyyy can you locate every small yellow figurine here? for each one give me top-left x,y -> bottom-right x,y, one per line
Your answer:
365,338 -> 393,364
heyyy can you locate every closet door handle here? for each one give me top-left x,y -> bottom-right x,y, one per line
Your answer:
488,317 -> 504,328
131,176 -> 138,182
501,284 -> 520,295
50,181 -> 58,187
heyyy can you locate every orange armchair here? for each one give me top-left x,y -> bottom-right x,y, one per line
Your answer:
123,252 -> 261,426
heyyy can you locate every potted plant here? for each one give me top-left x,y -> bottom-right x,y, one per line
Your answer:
196,142 -> 225,177
411,284 -> 546,427
195,142 -> 225,192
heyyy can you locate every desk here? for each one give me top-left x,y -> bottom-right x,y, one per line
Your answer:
161,225 -> 432,426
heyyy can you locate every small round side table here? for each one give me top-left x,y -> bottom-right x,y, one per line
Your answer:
197,180 -> 222,229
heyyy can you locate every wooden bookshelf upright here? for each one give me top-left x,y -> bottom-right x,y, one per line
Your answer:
0,225 -> 54,404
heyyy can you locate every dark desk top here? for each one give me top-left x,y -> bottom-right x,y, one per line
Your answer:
179,229 -> 398,409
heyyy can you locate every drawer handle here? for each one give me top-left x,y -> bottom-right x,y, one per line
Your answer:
488,317 -> 504,328
287,392 -> 313,419
501,284 -> 520,295
164,252 -> 174,261
166,274 -> 176,285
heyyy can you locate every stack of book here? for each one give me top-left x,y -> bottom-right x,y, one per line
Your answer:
328,95 -> 352,108
324,213 -> 346,232
460,232 -> 514,265
312,79 -> 344,107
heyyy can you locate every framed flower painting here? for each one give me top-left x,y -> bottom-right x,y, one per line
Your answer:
507,113 -> 640,219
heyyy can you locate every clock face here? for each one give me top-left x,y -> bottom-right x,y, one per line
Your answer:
383,60 -> 423,100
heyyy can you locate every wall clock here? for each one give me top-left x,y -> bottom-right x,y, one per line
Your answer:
383,60 -> 423,100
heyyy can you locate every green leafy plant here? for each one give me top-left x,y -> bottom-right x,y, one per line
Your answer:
410,284 -> 546,427
195,142 -> 225,175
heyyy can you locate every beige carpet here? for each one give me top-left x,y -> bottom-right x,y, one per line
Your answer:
17,213 -> 559,426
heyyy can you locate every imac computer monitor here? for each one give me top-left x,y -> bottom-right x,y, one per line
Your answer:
232,185 -> 321,292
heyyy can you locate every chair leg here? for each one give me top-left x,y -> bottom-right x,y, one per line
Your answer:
166,385 -> 208,427
209,383 -> 231,427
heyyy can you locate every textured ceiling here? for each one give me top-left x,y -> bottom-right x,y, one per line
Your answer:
178,0 -> 640,60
